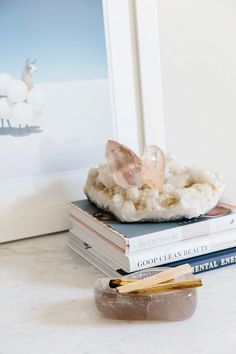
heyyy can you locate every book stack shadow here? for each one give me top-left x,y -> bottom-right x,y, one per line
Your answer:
68,200 -> 236,277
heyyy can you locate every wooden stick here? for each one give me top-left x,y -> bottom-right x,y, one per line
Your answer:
116,264 -> 192,294
109,278 -> 174,289
130,278 -> 203,295
109,278 -> 135,288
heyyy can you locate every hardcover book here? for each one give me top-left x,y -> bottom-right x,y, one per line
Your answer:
69,220 -> 236,272
70,200 -> 236,253
68,232 -> 236,277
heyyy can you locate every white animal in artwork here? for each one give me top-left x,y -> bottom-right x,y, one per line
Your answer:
0,58 -> 45,132
21,58 -> 37,90
0,73 -> 12,128
0,97 -> 11,128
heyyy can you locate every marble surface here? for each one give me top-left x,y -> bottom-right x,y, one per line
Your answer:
0,233 -> 235,354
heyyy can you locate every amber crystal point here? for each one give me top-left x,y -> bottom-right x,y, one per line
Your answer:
105,140 -> 144,189
142,145 -> 166,191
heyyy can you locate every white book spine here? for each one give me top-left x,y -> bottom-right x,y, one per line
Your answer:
128,227 -> 183,252
128,229 -> 236,272
128,213 -> 236,252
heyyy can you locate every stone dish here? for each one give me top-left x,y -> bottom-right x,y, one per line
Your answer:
94,269 -> 198,321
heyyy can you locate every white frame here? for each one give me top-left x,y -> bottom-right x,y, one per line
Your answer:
0,0 -> 165,242
134,0 -> 165,150
103,0 -> 165,152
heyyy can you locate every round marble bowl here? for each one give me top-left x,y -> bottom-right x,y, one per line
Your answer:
94,269 -> 198,321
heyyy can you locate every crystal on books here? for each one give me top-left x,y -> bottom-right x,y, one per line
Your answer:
84,140 -> 226,221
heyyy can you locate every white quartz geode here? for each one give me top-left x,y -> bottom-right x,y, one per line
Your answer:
84,154 -> 226,222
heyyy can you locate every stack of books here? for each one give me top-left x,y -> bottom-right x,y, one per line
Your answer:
68,199 -> 236,277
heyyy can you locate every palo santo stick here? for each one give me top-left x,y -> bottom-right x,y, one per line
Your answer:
109,278 -> 174,289
109,278 -> 135,288
116,264 -> 192,294
131,278 -> 203,295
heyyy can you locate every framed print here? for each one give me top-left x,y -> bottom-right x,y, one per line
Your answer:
0,0 -> 162,242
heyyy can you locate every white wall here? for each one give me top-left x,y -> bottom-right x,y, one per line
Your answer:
158,0 -> 236,202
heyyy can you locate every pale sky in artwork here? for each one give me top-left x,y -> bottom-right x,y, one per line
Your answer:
0,0 -> 108,82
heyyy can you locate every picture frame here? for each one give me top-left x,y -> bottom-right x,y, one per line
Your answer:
0,0 -> 165,242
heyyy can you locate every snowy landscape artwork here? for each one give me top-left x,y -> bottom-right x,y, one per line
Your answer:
0,0 -> 113,181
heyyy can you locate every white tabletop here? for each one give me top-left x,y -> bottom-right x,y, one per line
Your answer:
0,233 -> 235,354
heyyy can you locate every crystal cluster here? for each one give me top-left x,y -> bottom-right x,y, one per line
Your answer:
84,140 -> 225,222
